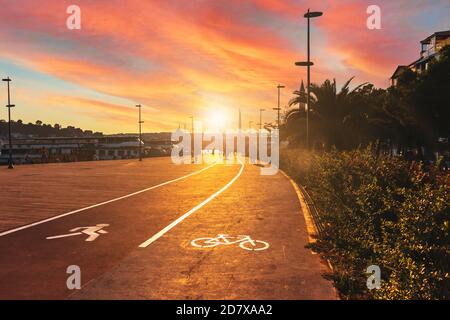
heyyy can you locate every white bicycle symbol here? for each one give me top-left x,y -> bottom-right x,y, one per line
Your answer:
191,234 -> 269,251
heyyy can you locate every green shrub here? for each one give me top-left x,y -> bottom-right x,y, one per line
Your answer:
281,146 -> 449,299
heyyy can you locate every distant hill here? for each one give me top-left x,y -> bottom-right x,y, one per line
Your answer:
0,119 -> 103,138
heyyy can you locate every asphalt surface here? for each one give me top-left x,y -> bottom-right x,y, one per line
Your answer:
0,158 -> 336,299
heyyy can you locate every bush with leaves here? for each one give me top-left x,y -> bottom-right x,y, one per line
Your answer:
281,147 -> 449,299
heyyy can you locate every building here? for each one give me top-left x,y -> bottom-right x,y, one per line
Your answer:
94,135 -> 145,160
0,135 -> 148,164
390,30 -> 450,86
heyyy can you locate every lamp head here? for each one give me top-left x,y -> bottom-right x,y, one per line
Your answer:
304,11 -> 323,18
295,61 -> 314,67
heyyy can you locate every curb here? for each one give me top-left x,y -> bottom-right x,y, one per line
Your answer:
280,170 -> 334,272
280,170 -> 319,245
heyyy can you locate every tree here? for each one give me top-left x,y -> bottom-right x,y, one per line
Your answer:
282,44 -> 450,154
283,77 -> 369,149
381,45 -> 450,153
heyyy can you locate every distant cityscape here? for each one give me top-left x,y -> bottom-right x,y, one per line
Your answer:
0,119 -> 173,164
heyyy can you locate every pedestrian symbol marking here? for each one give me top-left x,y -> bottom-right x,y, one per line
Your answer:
46,224 -> 109,242
191,234 -> 269,251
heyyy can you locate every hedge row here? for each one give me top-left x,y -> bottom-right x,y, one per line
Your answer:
281,147 -> 449,299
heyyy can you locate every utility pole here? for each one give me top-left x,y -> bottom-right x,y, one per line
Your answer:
273,84 -> 285,128
2,77 -> 15,169
136,104 -> 143,161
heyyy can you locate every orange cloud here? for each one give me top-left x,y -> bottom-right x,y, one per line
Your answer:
0,0 -> 448,132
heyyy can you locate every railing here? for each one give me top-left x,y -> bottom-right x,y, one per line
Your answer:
421,47 -> 436,58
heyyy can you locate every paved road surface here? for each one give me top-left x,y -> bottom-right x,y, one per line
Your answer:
0,158 -> 207,232
0,158 -> 336,299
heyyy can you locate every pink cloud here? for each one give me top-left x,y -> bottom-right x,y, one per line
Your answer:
0,0 -> 448,131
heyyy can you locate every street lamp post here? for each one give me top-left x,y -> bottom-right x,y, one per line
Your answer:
249,121 -> 253,130
190,115 -> 194,134
2,77 -> 15,169
189,115 -> 194,162
238,108 -> 242,131
258,108 -> 265,130
295,8 -> 322,149
273,84 -> 285,128
136,104 -> 143,161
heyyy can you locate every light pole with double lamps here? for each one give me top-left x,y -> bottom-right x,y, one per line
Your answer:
295,9 -> 323,149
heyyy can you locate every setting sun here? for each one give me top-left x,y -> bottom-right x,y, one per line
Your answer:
205,109 -> 231,132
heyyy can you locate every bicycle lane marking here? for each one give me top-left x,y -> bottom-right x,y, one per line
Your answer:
0,163 -> 216,237
191,234 -> 270,251
138,160 -> 245,248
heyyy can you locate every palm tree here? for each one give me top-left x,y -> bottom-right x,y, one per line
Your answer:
284,77 -> 368,149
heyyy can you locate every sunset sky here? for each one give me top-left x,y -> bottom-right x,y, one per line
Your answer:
0,0 -> 449,133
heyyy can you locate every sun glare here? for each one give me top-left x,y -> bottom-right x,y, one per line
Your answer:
206,109 -> 230,131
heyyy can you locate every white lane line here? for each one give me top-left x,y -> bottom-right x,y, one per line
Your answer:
0,164 -> 216,237
46,232 -> 83,240
139,160 -> 244,248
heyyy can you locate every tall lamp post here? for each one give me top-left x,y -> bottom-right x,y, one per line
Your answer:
273,84 -> 285,128
136,104 -> 143,161
295,8 -> 322,149
2,77 -> 15,169
249,121 -> 253,130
